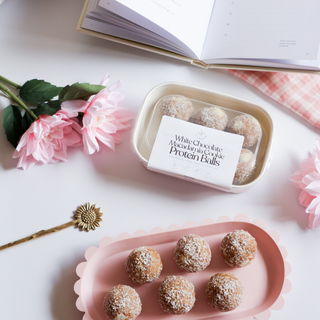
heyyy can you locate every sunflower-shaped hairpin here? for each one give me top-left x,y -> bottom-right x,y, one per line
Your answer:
0,203 -> 103,251
75,203 -> 103,231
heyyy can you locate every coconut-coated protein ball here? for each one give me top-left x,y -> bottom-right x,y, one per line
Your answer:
205,272 -> 244,312
220,230 -> 257,268
194,106 -> 228,131
227,114 -> 261,148
233,148 -> 256,185
103,285 -> 142,320
159,275 -> 196,315
125,246 -> 163,284
158,94 -> 194,121
174,234 -> 211,272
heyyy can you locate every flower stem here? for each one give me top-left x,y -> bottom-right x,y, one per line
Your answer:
0,75 -> 21,89
0,83 -> 38,121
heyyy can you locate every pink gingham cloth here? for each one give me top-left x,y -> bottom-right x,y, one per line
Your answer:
229,70 -> 320,128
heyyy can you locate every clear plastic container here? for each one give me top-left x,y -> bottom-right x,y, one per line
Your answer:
132,82 -> 274,193
146,96 -> 261,157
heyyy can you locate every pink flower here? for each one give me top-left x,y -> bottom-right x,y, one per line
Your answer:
61,74 -> 135,155
13,110 -> 82,170
290,139 -> 320,228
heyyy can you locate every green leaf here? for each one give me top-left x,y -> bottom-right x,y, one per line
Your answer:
59,83 -> 105,102
21,111 -> 35,135
34,100 -> 61,117
3,105 -> 22,148
20,79 -> 63,104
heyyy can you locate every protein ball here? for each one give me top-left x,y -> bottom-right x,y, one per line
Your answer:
125,246 -> 163,284
194,106 -> 228,131
174,234 -> 211,272
103,285 -> 142,320
220,230 -> 257,268
158,94 -> 194,121
233,148 -> 256,185
227,114 -> 261,148
205,272 -> 244,312
159,275 -> 196,315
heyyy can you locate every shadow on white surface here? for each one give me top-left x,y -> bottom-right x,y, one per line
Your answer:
1,0 -> 83,41
275,156 -> 310,230
259,151 -> 310,230
0,111 -> 19,170
274,179 -> 308,229
51,257 -> 84,320
88,131 -> 228,201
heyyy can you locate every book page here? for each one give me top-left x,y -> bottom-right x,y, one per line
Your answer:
99,0 -> 215,58
201,0 -> 320,61
85,0 -> 190,56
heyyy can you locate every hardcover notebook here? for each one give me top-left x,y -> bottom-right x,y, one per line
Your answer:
78,0 -> 320,72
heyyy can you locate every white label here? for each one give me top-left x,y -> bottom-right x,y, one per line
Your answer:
147,116 -> 244,191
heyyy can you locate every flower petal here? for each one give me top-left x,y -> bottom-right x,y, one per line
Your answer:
26,133 -> 36,156
108,80 -> 122,91
83,114 -> 92,128
306,196 -> 320,214
95,129 -> 115,150
61,100 -> 89,113
99,73 -> 110,86
13,111 -> 82,169
308,213 -> 320,229
299,190 -> 315,207
315,159 -> 320,174
82,128 -> 99,155
111,132 -> 122,144
62,73 -> 134,156
99,121 -> 117,134
112,108 -> 135,122
300,156 -> 316,171
315,139 -> 320,156
115,120 -> 132,132
302,172 -> 320,187
305,180 -> 320,196
53,147 -> 68,161
108,91 -> 124,102
58,108 -> 78,119
289,170 -> 305,189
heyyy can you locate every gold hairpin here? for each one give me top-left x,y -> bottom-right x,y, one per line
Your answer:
0,203 -> 103,251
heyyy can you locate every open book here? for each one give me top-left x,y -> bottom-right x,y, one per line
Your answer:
78,0 -> 320,72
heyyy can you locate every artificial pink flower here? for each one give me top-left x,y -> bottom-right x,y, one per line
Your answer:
61,74 -> 135,155
290,139 -> 320,228
13,110 -> 82,170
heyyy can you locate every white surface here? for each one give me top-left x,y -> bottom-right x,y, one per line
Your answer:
0,1 -> 319,320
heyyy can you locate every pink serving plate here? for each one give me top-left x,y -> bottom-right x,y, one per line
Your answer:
74,215 -> 291,320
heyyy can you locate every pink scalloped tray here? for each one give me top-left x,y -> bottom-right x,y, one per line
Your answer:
74,215 -> 291,320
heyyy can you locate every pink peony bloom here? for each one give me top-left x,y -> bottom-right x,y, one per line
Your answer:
61,74 -> 135,155
290,139 -> 320,228
13,110 -> 82,170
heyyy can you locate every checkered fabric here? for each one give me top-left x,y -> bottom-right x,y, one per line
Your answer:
229,70 -> 320,128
